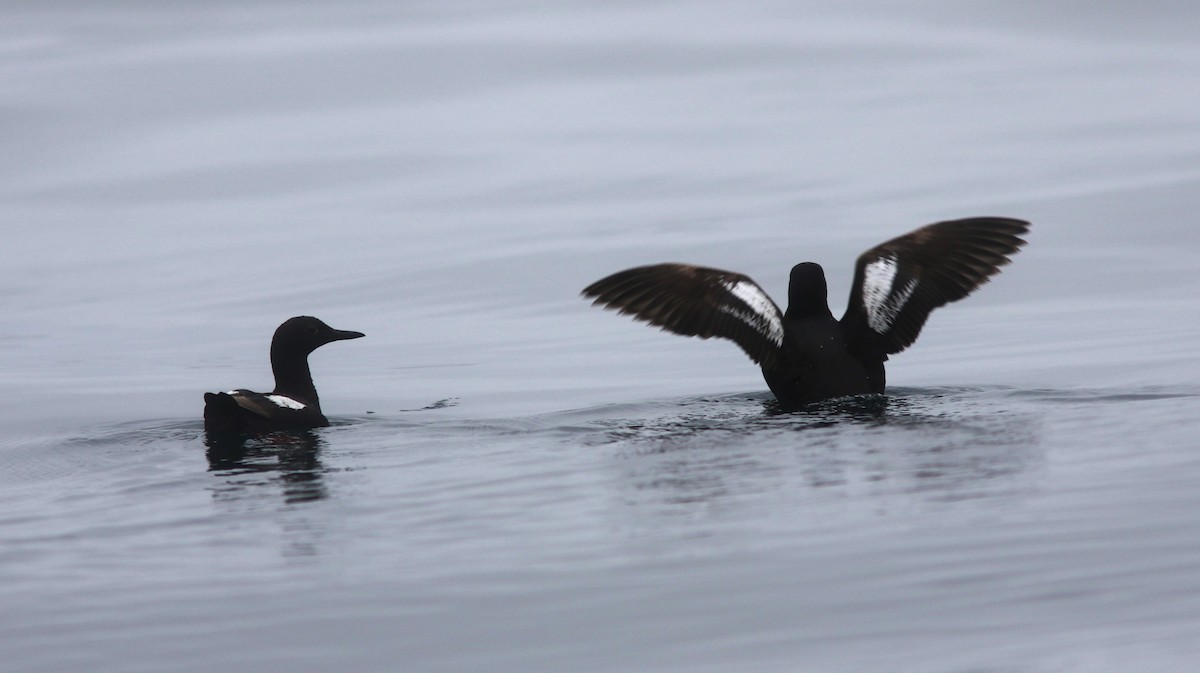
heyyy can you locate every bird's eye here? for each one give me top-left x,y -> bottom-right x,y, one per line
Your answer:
307,326 -> 319,335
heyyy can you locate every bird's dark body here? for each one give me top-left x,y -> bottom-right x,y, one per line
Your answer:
764,315 -> 880,406
203,390 -> 331,432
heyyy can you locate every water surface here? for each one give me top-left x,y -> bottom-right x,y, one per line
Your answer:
3,2 -> 1200,671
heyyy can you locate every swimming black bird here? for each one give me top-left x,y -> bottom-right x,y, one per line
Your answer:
203,316 -> 365,432
582,217 -> 1029,407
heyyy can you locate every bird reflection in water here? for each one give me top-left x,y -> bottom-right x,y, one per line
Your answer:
205,429 -> 329,505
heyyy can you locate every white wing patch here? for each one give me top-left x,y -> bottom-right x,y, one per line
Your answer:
266,394 -> 307,410
720,280 -> 785,347
862,256 -> 918,334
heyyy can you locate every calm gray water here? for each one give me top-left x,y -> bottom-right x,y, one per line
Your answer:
3,2 -> 1200,671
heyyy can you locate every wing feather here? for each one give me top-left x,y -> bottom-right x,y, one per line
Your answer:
583,263 -> 786,368
841,217 -> 1029,357
228,390 -> 277,419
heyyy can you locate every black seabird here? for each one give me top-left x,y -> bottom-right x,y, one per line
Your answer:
203,316 -> 365,432
582,217 -> 1029,407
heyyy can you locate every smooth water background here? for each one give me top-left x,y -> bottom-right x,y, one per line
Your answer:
3,2 -> 1200,671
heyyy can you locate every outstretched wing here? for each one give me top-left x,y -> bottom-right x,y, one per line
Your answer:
841,217 -> 1030,357
583,263 -> 786,369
